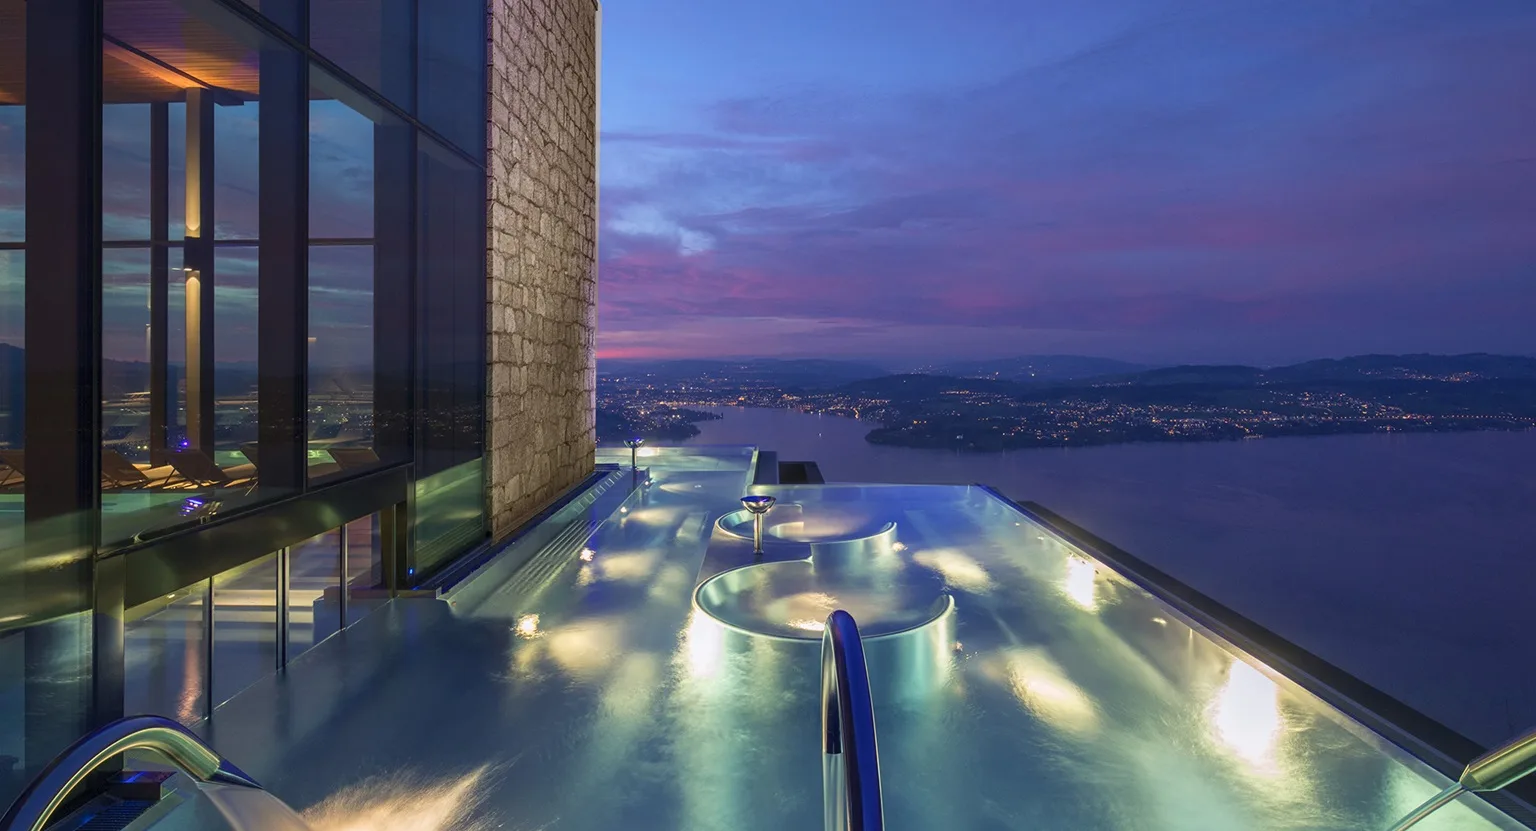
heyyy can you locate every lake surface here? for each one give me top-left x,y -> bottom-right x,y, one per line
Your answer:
685,406 -> 1536,749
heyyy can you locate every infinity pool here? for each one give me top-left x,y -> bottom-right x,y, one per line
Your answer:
161,448 -> 1526,830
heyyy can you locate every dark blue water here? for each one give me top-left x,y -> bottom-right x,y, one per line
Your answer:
689,406 -> 1536,748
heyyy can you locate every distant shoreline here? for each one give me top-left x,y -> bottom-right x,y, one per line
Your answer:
688,404 -> 1536,454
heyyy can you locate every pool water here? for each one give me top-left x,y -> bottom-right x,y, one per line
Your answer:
172,448 -> 1525,830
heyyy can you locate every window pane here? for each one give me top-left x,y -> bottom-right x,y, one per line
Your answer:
417,137 -> 484,476
101,0 -> 289,547
308,67 -> 410,482
411,457 -> 485,581
125,582 -> 207,726
102,103 -> 152,241
213,104 -> 260,240
345,513 -> 385,625
0,9 -> 23,577
212,246 -> 259,456
212,552 -> 277,709
309,245 -> 374,479
288,529 -> 342,660
0,102 -> 22,242
310,0 -> 413,109
419,1 -> 485,160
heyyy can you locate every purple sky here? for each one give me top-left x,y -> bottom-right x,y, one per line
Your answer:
597,0 -> 1536,366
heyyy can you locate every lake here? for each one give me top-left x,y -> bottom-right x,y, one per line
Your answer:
685,406 -> 1536,748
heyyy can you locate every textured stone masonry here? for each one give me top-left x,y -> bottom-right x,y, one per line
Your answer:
486,0 -> 598,538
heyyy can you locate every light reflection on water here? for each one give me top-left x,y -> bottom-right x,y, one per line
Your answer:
1211,659 -> 1283,773
301,765 -> 498,831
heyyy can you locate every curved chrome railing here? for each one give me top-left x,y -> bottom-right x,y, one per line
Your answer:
0,715 -> 266,831
821,610 -> 884,831
1385,724 -> 1536,831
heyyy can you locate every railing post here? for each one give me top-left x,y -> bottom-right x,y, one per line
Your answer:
821,610 -> 884,831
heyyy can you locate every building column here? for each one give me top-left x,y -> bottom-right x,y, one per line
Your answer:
374,122 -> 414,467
149,101 -> 169,464
22,0 -> 111,777
256,44 -> 308,492
183,87 -> 216,453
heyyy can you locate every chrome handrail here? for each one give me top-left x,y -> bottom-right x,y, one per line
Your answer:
821,610 -> 884,831
1385,724 -> 1536,831
0,715 -> 263,831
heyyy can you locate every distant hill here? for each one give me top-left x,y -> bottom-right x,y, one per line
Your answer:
1264,353 -> 1536,382
838,373 -> 1024,399
833,354 -> 1536,401
930,355 -> 1150,383
1090,353 -> 1536,387
600,358 -> 889,387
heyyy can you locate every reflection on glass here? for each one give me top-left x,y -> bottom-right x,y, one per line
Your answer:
288,530 -> 342,660
417,139 -> 485,477
0,250 -> 23,554
101,248 -> 151,459
212,247 -> 259,456
97,2 -> 283,546
345,513 -> 386,626
411,458 -> 485,580
419,1 -> 486,159
213,102 -> 259,240
309,0 -> 413,108
212,553 -> 278,708
308,245 -> 374,479
125,583 -> 207,726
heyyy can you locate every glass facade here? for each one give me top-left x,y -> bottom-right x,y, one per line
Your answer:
0,0 -> 490,808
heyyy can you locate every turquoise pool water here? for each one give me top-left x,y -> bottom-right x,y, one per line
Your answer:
139,447 -> 1526,830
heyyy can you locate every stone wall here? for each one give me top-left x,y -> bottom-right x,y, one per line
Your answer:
486,0 -> 599,538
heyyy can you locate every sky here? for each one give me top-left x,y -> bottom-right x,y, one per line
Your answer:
597,0 -> 1536,366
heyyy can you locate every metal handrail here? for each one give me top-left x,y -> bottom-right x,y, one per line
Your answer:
0,715 -> 263,831
821,610 -> 884,831
1385,724 -> 1536,831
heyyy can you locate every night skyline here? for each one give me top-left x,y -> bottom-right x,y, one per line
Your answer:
598,0 -> 1536,365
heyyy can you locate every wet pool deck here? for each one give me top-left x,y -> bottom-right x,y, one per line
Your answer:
186,449 -> 1526,831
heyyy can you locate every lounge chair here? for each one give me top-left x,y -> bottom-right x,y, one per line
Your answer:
101,450 -> 152,489
327,447 -> 380,470
0,450 -> 23,488
165,449 -> 256,489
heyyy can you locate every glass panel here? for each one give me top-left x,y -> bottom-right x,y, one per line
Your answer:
345,513 -> 386,625
212,552 -> 278,709
124,581 -> 208,726
411,457 -> 485,580
310,0 -> 413,108
288,529 -> 342,660
0,104 -> 21,242
0,250 -> 20,552
0,628 -> 20,802
308,246 -> 373,479
213,103 -> 259,240
308,67 -> 403,481
418,1 -> 485,160
417,137 -> 485,476
212,246 -> 259,456
232,0 -> 301,37
102,103 -> 151,241
101,1 -> 290,546
101,247 -> 150,459
1,4 -> 23,575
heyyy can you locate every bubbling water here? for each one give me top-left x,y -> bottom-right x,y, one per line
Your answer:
301,765 -> 499,831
